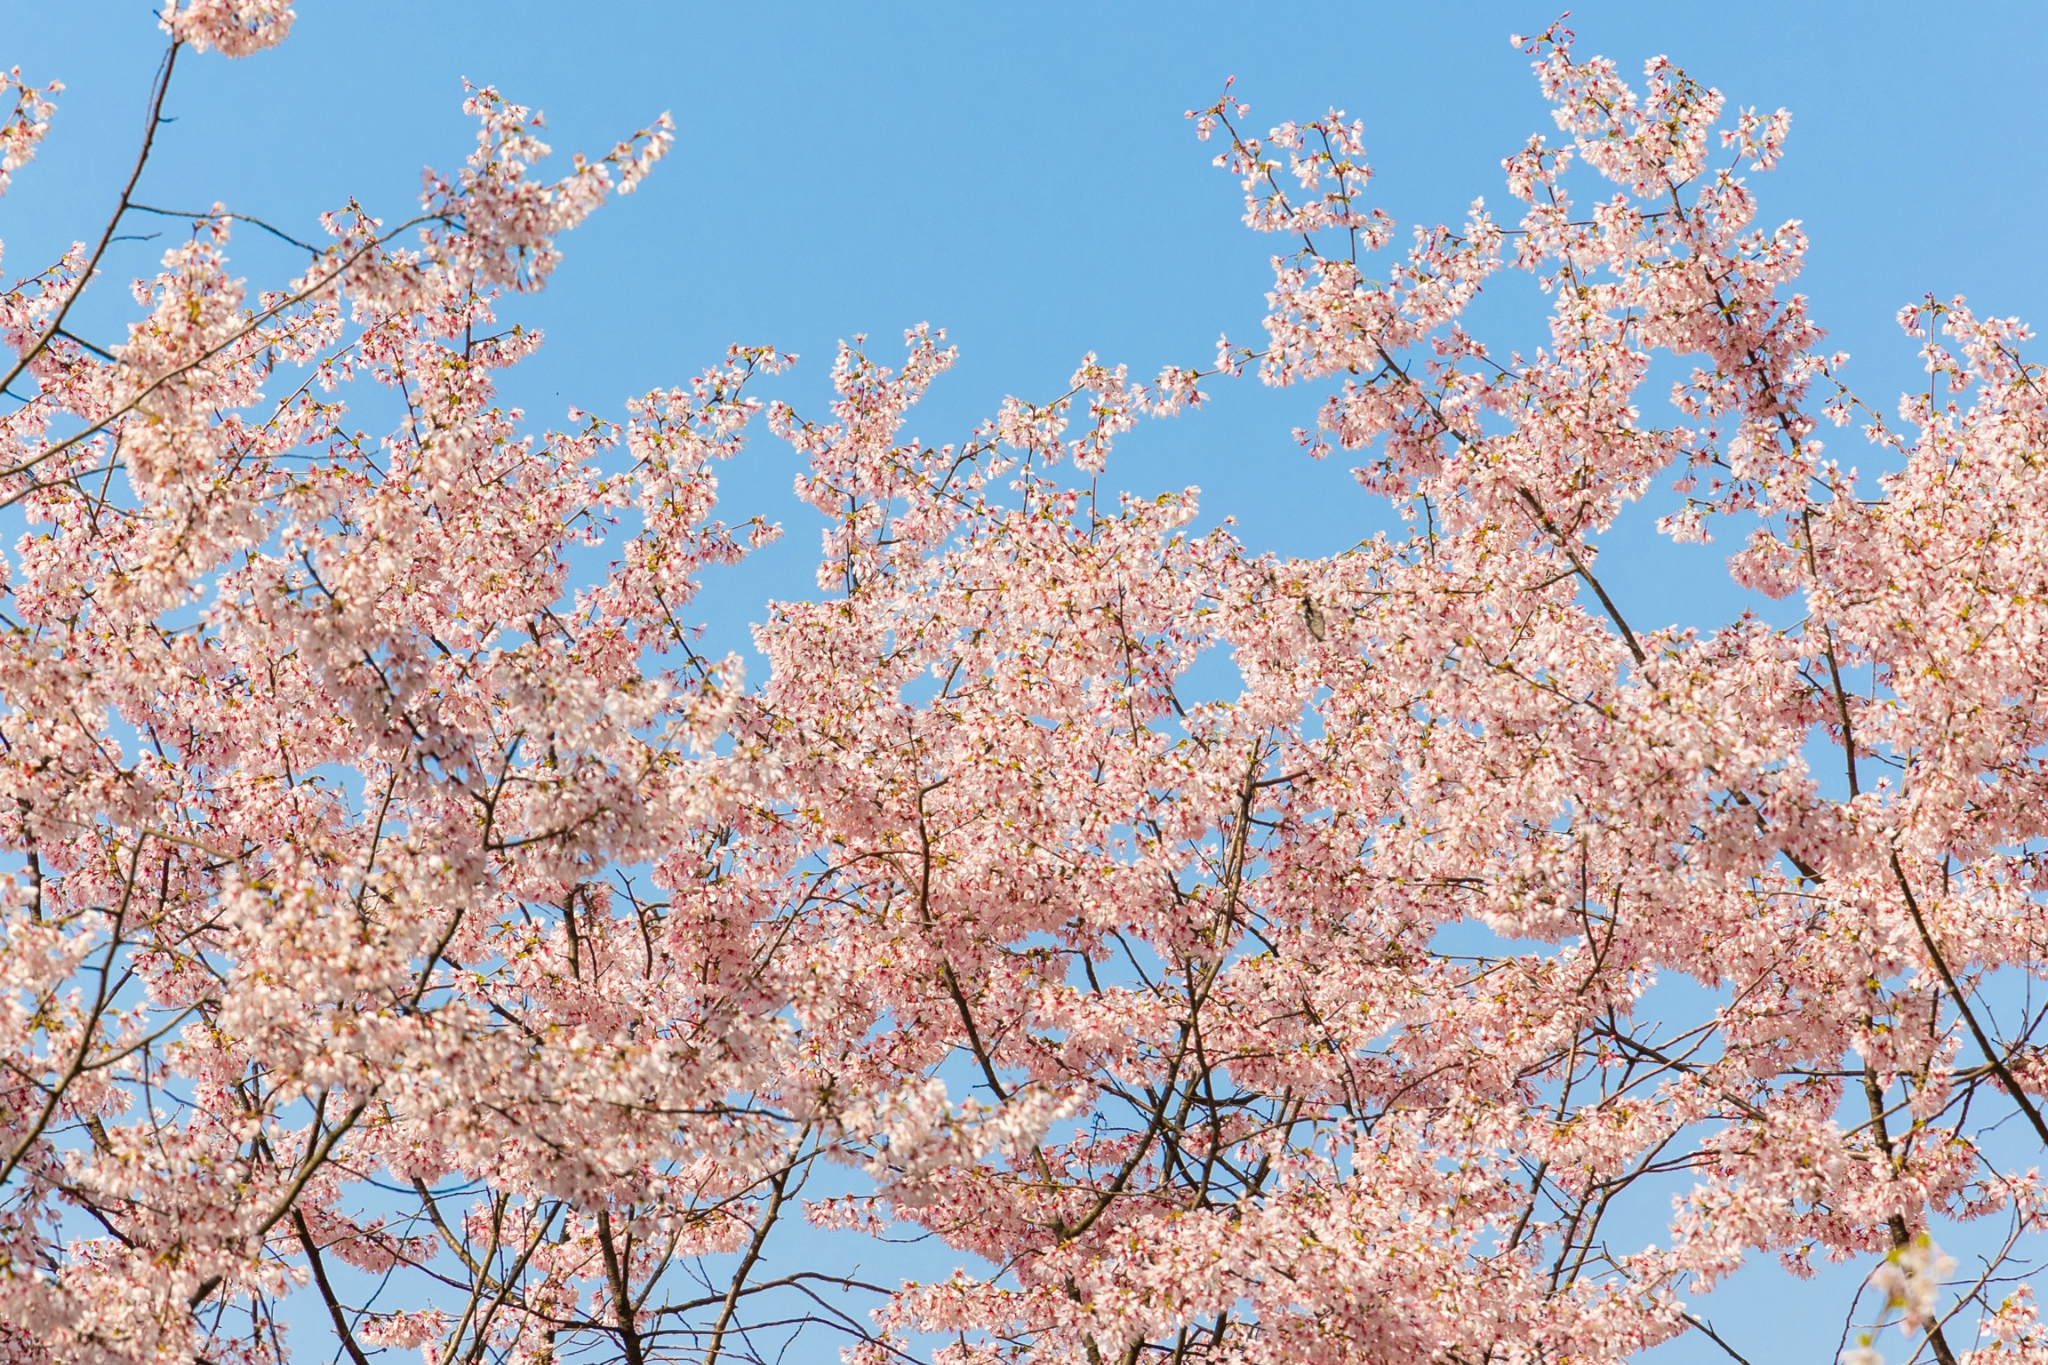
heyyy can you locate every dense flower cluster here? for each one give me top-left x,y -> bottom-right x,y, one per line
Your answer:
0,10 -> 2044,1365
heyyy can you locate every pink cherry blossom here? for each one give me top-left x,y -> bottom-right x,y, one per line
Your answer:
0,11 -> 2042,1365
0,67 -> 60,199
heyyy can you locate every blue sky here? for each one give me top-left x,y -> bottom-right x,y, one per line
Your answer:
5,4 -> 2047,1360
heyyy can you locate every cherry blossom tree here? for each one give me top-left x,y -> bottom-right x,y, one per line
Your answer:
2,6 -> 2045,1365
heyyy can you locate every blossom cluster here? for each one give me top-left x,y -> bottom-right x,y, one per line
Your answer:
0,11 -> 2042,1365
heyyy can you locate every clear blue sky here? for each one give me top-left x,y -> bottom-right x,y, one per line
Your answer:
4,4 -> 2045,1360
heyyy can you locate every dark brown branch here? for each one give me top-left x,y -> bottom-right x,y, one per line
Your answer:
702,1163 -> 792,1365
0,43 -> 181,401
290,1209 -> 374,1365
1888,850 -> 2048,1150
596,1209 -> 648,1365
